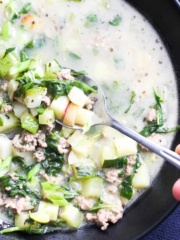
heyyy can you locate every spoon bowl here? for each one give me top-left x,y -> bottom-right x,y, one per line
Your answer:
56,72 -> 180,169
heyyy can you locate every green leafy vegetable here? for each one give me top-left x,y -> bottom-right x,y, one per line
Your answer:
5,209 -> 14,219
27,164 -> 40,180
124,91 -> 136,113
154,90 -> 164,126
25,37 -> 46,49
85,14 -> 98,28
12,156 -> 27,170
140,90 -> 164,137
71,70 -> 87,76
156,126 -> 180,133
3,47 -> 16,58
20,51 -> 29,62
68,51 -> 81,60
72,80 -> 97,94
45,79 -> 97,98
71,165 -> 103,181
10,13 -> 19,22
19,2 -> 32,14
76,165 -> 96,178
120,175 -> 134,200
0,219 -> 69,234
59,184 -> 78,199
0,175 -> 40,199
46,131 -> 63,152
5,0 -> 17,21
41,182 -> 78,202
19,36 -> 46,61
14,76 -> 36,97
10,60 -> 31,75
140,121 -> 158,137
6,2 -> 32,22
109,15 -> 122,26
90,198 -> 117,212
37,102 -> 46,115
45,80 -> 66,98
41,148 -> 64,176
120,154 -> 141,200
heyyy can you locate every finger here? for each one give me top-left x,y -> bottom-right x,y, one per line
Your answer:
172,179 -> 180,201
175,144 -> 180,155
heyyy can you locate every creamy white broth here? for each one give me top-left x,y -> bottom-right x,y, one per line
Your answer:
0,0 -> 178,232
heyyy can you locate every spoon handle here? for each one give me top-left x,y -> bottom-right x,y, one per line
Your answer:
111,118 -> 180,169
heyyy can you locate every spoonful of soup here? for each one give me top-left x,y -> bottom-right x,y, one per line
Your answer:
55,70 -> 180,169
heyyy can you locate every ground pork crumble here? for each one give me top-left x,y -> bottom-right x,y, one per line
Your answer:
8,172 -> 19,181
145,108 -> 157,122
45,123 -> 55,132
40,170 -> 63,184
126,154 -> 137,176
1,195 -> 34,214
85,97 -> 96,110
33,147 -> 45,162
42,95 -> 51,106
1,81 -> 8,92
74,196 -> 95,210
12,130 -> 47,152
105,169 -> 121,184
108,185 -> 118,194
57,69 -> 74,80
57,137 -> 70,154
1,104 -> 13,113
86,207 -> 123,230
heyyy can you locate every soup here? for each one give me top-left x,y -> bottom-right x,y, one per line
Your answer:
0,0 -> 178,234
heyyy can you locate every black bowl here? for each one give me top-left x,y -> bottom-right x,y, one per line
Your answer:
0,0 -> 180,239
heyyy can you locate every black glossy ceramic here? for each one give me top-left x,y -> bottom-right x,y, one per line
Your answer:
0,0 -> 180,239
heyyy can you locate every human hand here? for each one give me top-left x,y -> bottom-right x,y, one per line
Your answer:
172,144 -> 180,201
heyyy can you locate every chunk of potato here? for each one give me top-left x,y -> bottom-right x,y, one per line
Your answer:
72,137 -> 94,157
0,135 -> 12,159
13,101 -> 28,118
67,130 -> 84,147
50,96 -> 69,120
63,103 -> 79,126
75,107 -> 94,126
101,143 -> 118,167
15,212 -> 29,228
132,162 -> 150,188
68,86 -> 88,107
81,177 -> 103,198
68,150 -> 79,165
38,201 -> 59,221
102,126 -> 138,157
29,211 -> 50,224
60,205 -> 83,228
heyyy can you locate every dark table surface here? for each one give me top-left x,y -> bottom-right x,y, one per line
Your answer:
143,204 -> 180,240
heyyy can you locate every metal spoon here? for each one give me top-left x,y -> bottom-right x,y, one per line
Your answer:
56,73 -> 180,169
